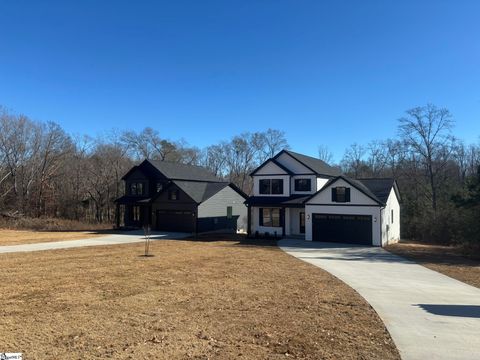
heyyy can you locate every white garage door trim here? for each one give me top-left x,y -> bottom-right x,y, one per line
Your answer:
305,205 -> 382,246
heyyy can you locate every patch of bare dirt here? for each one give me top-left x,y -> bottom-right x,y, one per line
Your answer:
386,241 -> 480,288
0,236 -> 399,359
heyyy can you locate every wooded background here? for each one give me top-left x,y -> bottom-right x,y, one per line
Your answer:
0,104 -> 478,249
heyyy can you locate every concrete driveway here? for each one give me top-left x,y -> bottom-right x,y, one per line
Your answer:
0,230 -> 190,254
278,239 -> 480,360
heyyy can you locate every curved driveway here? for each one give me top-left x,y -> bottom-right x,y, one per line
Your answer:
0,231 -> 190,254
279,239 -> 480,360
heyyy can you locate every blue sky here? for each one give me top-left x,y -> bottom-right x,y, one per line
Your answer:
1,1 -> 479,161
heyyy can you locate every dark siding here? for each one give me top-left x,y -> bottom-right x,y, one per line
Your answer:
197,216 -> 239,232
124,168 -> 150,196
151,184 -> 198,230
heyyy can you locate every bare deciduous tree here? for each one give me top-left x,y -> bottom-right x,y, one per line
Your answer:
398,104 -> 455,214
318,145 -> 333,164
341,143 -> 367,178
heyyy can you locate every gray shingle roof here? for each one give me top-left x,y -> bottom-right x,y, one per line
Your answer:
172,180 -> 230,203
148,160 -> 222,182
281,150 -> 342,177
357,178 -> 396,204
307,175 -> 393,205
245,195 -> 310,206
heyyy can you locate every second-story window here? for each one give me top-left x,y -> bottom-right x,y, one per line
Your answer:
130,182 -> 144,196
332,187 -> 350,202
168,189 -> 179,200
294,178 -> 311,192
259,179 -> 283,194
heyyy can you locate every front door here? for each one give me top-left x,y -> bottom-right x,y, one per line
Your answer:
299,212 -> 305,233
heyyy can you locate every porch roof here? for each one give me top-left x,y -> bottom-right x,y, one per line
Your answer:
245,195 -> 309,207
114,195 -> 152,205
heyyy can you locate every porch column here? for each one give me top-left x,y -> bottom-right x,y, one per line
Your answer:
281,208 -> 285,237
284,208 -> 290,236
247,205 -> 252,237
115,203 -> 120,229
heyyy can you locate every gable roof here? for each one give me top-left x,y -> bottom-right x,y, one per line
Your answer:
165,180 -> 247,204
306,175 -> 388,205
274,150 -> 342,177
357,178 -> 401,203
149,160 -> 222,182
250,158 -> 293,176
122,159 -> 222,182
171,181 -> 229,203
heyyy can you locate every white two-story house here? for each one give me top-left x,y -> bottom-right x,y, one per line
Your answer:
245,150 -> 401,247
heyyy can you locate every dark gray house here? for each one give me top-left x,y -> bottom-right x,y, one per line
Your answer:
115,160 -> 248,233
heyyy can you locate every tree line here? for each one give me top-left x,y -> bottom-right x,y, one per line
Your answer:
0,104 -> 478,249
0,106 -> 288,223
335,104 -> 479,248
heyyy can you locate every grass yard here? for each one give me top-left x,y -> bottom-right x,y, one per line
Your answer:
0,234 -> 399,360
386,241 -> 480,288
0,229 -> 107,246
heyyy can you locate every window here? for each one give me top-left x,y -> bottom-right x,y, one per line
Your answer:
271,179 -> 283,194
227,206 -> 233,219
132,206 -> 141,221
259,179 -> 283,194
130,182 -> 144,196
156,182 -> 164,193
294,178 -> 311,192
260,208 -> 281,227
168,189 -> 179,200
332,187 -> 350,202
259,179 -> 270,194
391,209 -> 394,223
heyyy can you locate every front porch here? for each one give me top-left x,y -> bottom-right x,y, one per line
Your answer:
114,196 -> 153,229
247,205 -> 306,239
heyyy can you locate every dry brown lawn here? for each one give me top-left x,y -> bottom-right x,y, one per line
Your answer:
0,235 -> 399,359
386,241 -> 480,288
0,229 -> 107,246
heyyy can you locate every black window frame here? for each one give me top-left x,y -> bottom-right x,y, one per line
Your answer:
168,189 -> 179,200
294,178 -> 311,192
259,208 -> 281,227
391,209 -> 394,223
332,187 -> 351,203
227,206 -> 233,219
259,179 -> 284,195
259,179 -> 270,194
130,182 -> 145,196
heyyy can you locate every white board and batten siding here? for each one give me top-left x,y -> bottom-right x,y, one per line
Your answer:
381,188 -> 401,246
254,160 -> 289,175
305,178 -> 383,246
197,186 -> 248,232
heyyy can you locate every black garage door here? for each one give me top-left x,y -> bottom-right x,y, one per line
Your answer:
312,213 -> 372,245
156,210 -> 194,232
